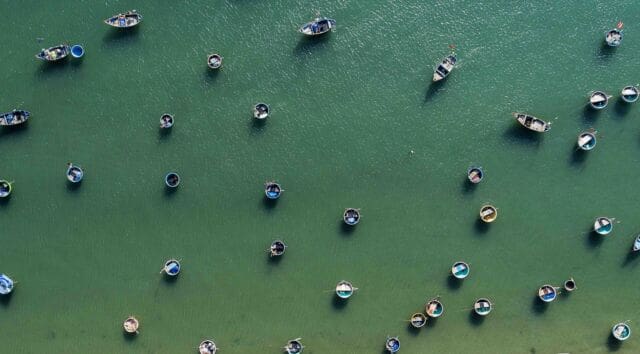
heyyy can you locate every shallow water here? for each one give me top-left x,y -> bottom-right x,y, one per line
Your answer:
1,0 -> 640,353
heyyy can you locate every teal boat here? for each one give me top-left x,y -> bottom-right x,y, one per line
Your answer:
612,322 -> 631,341
335,280 -> 356,299
594,217 -> 613,235
577,131 -> 596,151
621,86 -> 639,103
425,298 -> 443,318
589,91 -> 610,110
451,261 -> 470,279
473,298 -> 492,316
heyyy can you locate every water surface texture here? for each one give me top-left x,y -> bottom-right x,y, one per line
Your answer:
1,0 -> 640,353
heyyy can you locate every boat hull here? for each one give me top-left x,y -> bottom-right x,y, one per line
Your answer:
299,17 -> 336,36
104,11 -> 142,28
432,55 -> 457,82
513,112 -> 550,132
36,45 -> 70,61
0,110 -> 29,126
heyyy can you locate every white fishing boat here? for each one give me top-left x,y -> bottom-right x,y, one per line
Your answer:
632,235 -> 640,252
589,91 -> 610,110
123,316 -> 139,334
577,131 -> 596,151
299,17 -> 336,36
621,86 -> 639,103
513,112 -> 551,132
433,54 -> 457,82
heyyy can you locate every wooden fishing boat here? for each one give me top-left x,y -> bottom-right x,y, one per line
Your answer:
473,298 -> 492,316
335,280 -> 356,299
594,217 -> 613,235
513,112 -> 551,132
537,284 -> 557,303
70,44 -> 85,58
633,235 -> 640,252
199,339 -> 217,354
207,54 -> 222,69
343,208 -> 360,226
605,22 -> 624,47
160,113 -> 174,129
104,10 -> 143,28
66,163 -> 84,183
265,181 -> 282,199
612,322 -> 631,341
467,166 -> 483,184
162,259 -> 181,277
285,338 -> 303,354
621,86 -> 639,103
564,278 -> 576,292
479,204 -> 497,223
253,103 -> 270,120
589,91 -> 610,110
410,313 -> 427,328
425,298 -> 444,318
299,17 -> 336,36
0,110 -> 30,126
433,54 -> 457,82
36,44 -> 70,61
165,172 -> 180,188
270,240 -> 286,257
577,131 -> 596,151
123,316 -> 139,334
0,180 -> 12,198
0,274 -> 14,295
451,261 -> 470,279
385,337 -> 400,353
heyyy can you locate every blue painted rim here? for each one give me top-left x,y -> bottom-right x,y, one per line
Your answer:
71,45 -> 85,58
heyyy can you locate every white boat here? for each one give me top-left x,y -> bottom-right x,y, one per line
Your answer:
632,235 -> 640,252
577,131 -> 596,151
299,17 -> 336,36
621,86 -> 639,103
433,54 -> 457,82
0,274 -> 14,295
589,91 -> 610,110
199,340 -> 217,354
605,22 -> 624,47
594,217 -> 613,235
104,10 -> 143,28
513,112 -> 551,132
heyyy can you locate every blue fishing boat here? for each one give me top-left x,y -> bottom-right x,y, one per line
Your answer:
577,131 -> 596,151
343,208 -> 360,225
633,235 -> 640,252
104,10 -> 142,28
162,259 -> 180,277
385,336 -> 400,353
36,44 -> 70,61
0,109 -> 30,126
165,172 -> 180,188
538,284 -> 557,302
589,91 -> 610,110
270,240 -> 286,257
594,217 -> 613,235
605,22 -> 624,47
253,103 -> 270,120
0,180 -> 12,198
0,274 -> 14,295
473,298 -> 492,316
70,44 -> 85,58
433,54 -> 457,82
199,339 -> 217,354
335,280 -> 356,299
425,298 -> 444,318
66,163 -> 84,183
160,113 -> 174,129
410,313 -> 427,328
621,86 -> 639,103
123,316 -> 139,334
285,338 -> 303,354
299,17 -> 336,36
207,54 -> 222,69
467,166 -> 483,184
451,261 -> 470,279
564,278 -> 576,292
265,182 -> 282,199
612,322 -> 631,341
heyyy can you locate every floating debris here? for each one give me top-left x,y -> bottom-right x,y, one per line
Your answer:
589,91 -> 610,110
36,44 -> 70,62
70,44 -> 85,58
0,109 -> 29,126
66,163 -> 84,183
564,278 -> 576,292
284,338 -> 303,354
513,112 -> 551,132
270,240 -> 286,257
385,336 -> 400,353
473,298 -> 492,316
160,113 -> 174,129
299,17 -> 336,36
612,322 -> 631,341
253,103 -> 270,120
0,180 -> 12,198
0,274 -> 14,295
467,166 -> 483,184
335,280 -> 356,299
199,339 -> 217,354
165,172 -> 180,188
265,181 -> 282,199
409,313 -> 427,328
207,54 -> 222,69
425,298 -> 444,318
343,208 -> 360,226
123,316 -> 139,334
605,21 -> 624,47
104,10 -> 143,28
538,284 -> 557,303
621,86 -> 639,103
479,204 -> 497,223
161,259 -> 181,277
577,131 -> 597,151
594,217 -> 613,235
451,261 -> 470,279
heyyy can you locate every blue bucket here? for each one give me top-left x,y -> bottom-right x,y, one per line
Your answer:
71,44 -> 85,58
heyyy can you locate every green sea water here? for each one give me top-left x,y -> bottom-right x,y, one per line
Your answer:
1,0 -> 640,353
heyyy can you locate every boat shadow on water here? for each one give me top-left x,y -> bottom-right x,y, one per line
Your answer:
35,61 -> 70,80
596,42 -> 616,62
0,291 -> 13,306
294,35 -> 332,57
102,26 -> 140,47
423,80 -> 446,104
261,196 -> 278,211
468,310 -> 485,326
249,117 -> 268,135
460,179 -> 476,196
569,147 -> 588,167
585,230 -> 605,249
66,180 -> 82,192
502,124 -> 543,148
621,250 -> 640,267
530,295 -> 549,315
339,220 -> 356,236
446,274 -> 463,290
331,295 -> 348,311
613,98 -> 632,118
606,332 -> 623,351
473,218 -> 490,235
582,105 -> 600,123
203,67 -> 220,86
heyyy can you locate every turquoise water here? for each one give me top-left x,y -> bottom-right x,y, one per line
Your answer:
1,0 -> 640,352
